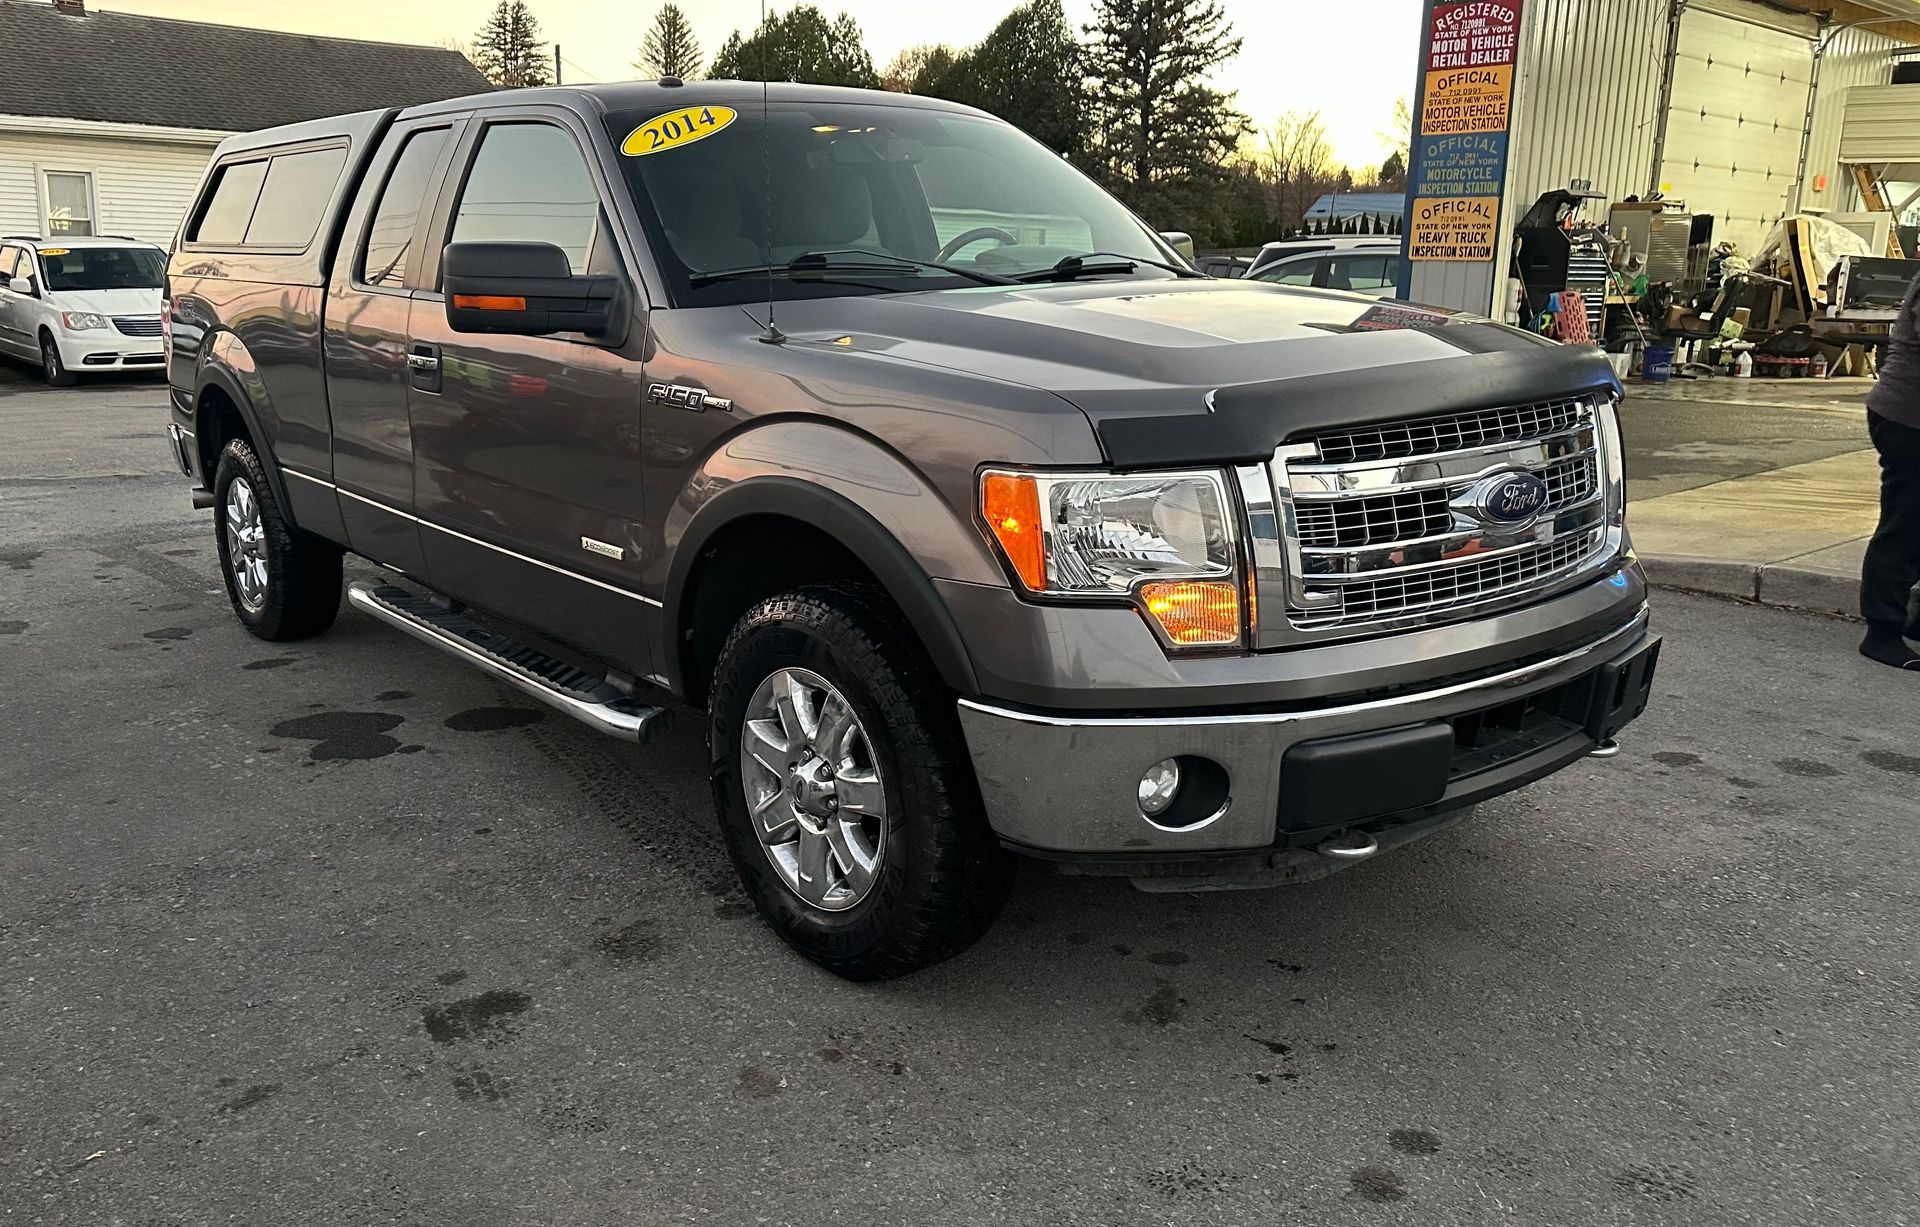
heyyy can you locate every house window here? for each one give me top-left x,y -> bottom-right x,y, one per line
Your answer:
44,171 -> 94,236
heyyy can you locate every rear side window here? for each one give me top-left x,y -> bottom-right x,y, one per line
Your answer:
449,124 -> 600,274
244,147 -> 348,247
191,159 -> 268,245
188,146 -> 346,248
1257,259 -> 1318,286
0,247 -> 18,281
360,128 -> 451,288
1324,253 -> 1395,291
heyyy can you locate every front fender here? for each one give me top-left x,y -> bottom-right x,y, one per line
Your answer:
661,421 -> 1007,698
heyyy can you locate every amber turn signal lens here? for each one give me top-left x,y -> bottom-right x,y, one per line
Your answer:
981,472 -> 1045,591
1139,580 -> 1241,647
452,294 -> 527,311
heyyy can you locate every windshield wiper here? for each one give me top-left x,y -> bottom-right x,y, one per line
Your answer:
796,249 -> 1018,286
690,249 -> 1016,289
1011,250 -> 1205,284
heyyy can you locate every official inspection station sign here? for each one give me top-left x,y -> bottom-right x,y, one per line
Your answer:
1405,1 -> 1523,263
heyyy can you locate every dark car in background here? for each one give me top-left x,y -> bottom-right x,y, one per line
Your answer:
1193,254 -> 1252,278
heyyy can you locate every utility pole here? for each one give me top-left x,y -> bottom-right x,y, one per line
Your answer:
554,44 -> 562,85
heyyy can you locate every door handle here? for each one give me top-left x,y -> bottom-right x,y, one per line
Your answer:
409,342 -> 442,393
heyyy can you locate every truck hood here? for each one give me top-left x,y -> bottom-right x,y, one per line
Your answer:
764,278 -> 1619,466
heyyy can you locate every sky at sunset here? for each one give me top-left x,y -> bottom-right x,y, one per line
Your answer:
99,0 -> 1422,167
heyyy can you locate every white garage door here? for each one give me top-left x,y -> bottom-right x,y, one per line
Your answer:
1658,6 -> 1813,252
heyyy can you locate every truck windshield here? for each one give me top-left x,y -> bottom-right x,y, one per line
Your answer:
39,246 -> 165,292
605,101 -> 1180,307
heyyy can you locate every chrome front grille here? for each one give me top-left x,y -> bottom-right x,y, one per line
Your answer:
1295,485 -> 1453,549
1289,531 -> 1603,629
1294,453 -> 1595,549
1239,394 -> 1622,644
1308,397 -> 1588,464
112,315 -> 162,337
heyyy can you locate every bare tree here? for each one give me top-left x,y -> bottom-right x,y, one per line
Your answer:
1257,111 -> 1338,234
1379,97 -> 1412,165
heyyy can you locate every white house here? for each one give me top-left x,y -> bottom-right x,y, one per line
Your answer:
0,0 -> 490,247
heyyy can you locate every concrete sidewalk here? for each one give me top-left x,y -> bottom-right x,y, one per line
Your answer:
1621,377 -> 1880,618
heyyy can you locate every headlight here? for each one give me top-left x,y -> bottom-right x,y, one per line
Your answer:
60,311 -> 110,331
980,468 -> 1244,649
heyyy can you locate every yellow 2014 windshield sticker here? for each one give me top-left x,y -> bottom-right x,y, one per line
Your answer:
621,105 -> 736,157
38,248 -> 70,256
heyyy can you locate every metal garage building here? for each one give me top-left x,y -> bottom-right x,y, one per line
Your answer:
1410,0 -> 1920,316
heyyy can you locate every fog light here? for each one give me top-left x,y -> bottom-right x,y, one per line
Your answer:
1138,757 -> 1182,817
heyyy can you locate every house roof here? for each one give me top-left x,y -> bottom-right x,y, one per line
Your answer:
1305,192 -> 1406,220
0,0 -> 491,134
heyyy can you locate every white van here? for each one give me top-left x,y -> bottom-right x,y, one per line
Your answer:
0,236 -> 167,384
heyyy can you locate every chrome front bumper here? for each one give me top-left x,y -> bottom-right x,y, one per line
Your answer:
958,606 -> 1655,855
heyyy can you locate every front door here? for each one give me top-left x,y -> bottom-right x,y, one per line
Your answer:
321,116 -> 465,574
407,112 -> 654,676
0,247 -> 23,356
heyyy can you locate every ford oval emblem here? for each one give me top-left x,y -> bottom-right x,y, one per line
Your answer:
1478,472 -> 1551,524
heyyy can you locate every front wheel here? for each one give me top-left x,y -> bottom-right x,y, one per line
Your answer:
40,334 -> 76,387
212,438 -> 342,640
709,585 -> 1013,980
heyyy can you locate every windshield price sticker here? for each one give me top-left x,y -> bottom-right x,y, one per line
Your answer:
622,105 -> 736,157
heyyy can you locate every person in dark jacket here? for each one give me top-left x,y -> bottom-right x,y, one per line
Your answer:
1860,269 -> 1920,670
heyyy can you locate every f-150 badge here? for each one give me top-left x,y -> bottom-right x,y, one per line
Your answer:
647,383 -> 731,412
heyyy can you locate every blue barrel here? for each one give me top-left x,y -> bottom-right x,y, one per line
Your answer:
1642,342 -> 1675,383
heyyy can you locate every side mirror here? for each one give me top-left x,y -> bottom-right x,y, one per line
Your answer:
8,276 -> 34,296
442,241 -> 620,338
1158,230 -> 1196,261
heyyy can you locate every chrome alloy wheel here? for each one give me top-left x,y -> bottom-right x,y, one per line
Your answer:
223,476 -> 268,613
740,667 -> 887,912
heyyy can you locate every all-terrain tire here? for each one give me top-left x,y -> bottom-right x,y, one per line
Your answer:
212,437 -> 342,641
709,584 -> 1014,980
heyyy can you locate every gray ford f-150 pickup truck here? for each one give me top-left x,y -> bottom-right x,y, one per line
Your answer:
164,81 -> 1657,979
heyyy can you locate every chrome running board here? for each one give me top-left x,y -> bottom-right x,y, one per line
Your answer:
347,581 -> 669,743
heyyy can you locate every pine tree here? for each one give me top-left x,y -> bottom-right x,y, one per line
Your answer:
1379,150 -> 1407,191
1080,0 -> 1248,237
927,0 -> 1086,158
638,3 -> 702,80
882,44 -> 958,94
708,5 -> 877,88
472,0 -> 551,88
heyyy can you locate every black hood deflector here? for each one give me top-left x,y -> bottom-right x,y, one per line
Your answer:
1094,326 -> 1620,469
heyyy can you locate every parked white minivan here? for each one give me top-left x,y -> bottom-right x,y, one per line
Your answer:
0,236 -> 167,385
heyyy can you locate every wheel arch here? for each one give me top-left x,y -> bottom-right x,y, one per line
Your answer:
665,477 -> 983,707
193,356 -> 294,522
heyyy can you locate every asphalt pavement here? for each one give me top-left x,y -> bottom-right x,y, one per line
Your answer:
4,366 -> 1919,1226
1619,378 -> 1874,502
1621,377 -> 1886,618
